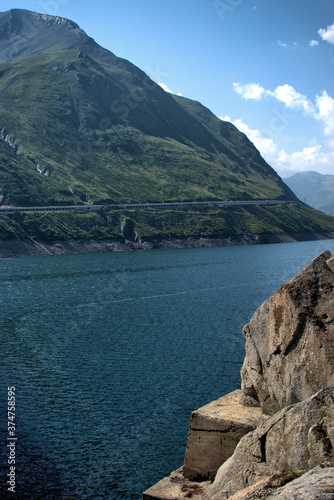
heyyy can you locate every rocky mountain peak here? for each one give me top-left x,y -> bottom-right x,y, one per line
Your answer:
0,8 -> 101,63
0,8 -> 145,82
29,10 -> 79,28
0,8 -> 81,37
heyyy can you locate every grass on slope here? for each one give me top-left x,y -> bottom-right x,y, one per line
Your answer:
0,139 -> 72,205
0,50 -> 293,205
1,204 -> 333,244
129,204 -> 334,239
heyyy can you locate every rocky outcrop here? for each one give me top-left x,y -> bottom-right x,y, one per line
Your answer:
268,467 -> 334,499
142,468 -> 211,500
143,466 -> 334,500
143,391 -> 267,498
0,124 -> 18,151
224,467 -> 334,499
241,250 -> 334,415
35,162 -> 49,176
121,218 -> 137,242
210,385 -> 334,498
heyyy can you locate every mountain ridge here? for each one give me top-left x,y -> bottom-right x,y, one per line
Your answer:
0,8 -> 296,206
0,8 -> 138,72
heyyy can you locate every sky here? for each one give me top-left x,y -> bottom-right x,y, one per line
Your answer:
1,0 -> 334,178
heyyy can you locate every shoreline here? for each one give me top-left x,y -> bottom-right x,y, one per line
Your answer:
1,231 -> 334,258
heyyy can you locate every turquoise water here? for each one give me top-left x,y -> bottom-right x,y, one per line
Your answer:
1,239 -> 334,499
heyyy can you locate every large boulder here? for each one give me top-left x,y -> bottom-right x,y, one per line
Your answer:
225,467 -> 334,499
241,251 -> 334,415
268,467 -> 334,499
210,385 -> 334,498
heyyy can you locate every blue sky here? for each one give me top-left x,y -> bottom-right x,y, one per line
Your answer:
2,0 -> 334,177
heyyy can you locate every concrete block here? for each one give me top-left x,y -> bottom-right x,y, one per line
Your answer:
183,390 -> 268,481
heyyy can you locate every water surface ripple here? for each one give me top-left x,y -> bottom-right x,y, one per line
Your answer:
1,240 -> 334,499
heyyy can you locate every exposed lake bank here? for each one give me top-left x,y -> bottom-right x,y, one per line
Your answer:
1,203 -> 334,259
1,231 -> 334,258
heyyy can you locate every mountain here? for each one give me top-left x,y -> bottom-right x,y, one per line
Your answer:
0,8 -> 296,206
284,171 -> 334,216
0,8 -> 334,253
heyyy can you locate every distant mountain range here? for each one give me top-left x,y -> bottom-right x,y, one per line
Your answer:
284,171 -> 334,216
0,8 -> 296,206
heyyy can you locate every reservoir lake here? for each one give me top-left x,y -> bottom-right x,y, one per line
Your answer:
1,239 -> 334,499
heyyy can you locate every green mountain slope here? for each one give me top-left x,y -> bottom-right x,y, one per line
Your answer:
0,8 -> 333,251
0,133 -> 74,205
0,9 -> 296,206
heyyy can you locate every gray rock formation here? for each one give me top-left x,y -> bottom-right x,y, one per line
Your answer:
268,467 -> 334,499
241,250 -> 334,415
121,218 -> 136,241
210,385 -> 334,498
223,467 -> 334,499
142,467 -> 211,500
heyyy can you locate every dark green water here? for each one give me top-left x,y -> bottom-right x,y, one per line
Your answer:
1,240 -> 333,499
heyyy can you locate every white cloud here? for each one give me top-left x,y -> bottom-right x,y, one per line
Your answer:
233,82 -> 314,114
278,40 -> 303,50
270,84 -> 314,114
309,39 -> 319,48
158,82 -> 173,93
158,82 -> 182,96
318,22 -> 334,45
233,82 -> 334,144
229,82 -> 334,175
291,145 -> 322,162
315,90 -> 334,137
220,116 -> 334,177
289,145 -> 334,174
233,82 -> 267,100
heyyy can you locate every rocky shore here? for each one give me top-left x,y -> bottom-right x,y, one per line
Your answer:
143,251 -> 334,499
1,231 -> 333,258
